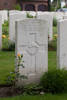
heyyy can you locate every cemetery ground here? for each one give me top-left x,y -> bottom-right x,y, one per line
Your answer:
1,48 -> 67,99
0,22 -> 67,99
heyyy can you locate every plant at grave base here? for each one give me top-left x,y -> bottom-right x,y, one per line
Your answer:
6,54 -> 27,85
48,39 -> 57,51
5,71 -> 15,85
15,54 -> 27,82
53,34 -> 58,40
53,17 -> 57,27
40,69 -> 67,93
2,36 -> 15,51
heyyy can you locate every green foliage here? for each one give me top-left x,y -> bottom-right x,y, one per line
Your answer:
2,21 -> 9,35
26,13 -> 34,18
0,51 -> 14,85
0,94 -> 67,100
5,71 -> 15,85
40,69 -> 67,93
50,6 -> 56,11
53,26 -> 57,34
63,6 -> 67,8
16,54 -> 27,82
8,41 -> 15,51
48,39 -> 57,51
23,84 -> 43,95
2,38 -> 15,51
14,4 -> 21,11
52,0 -> 61,11
53,17 -> 57,27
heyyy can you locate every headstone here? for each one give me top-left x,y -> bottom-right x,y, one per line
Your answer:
37,12 -> 53,41
57,19 -> 67,69
9,10 -> 26,15
9,12 -> 26,42
53,12 -> 64,21
63,15 -> 67,19
9,10 -> 21,15
0,15 -> 2,49
15,18 -> 48,85
0,10 -> 8,24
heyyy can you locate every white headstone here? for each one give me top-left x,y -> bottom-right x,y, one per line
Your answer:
63,15 -> 67,19
9,12 -> 26,42
9,10 -> 21,15
53,12 -> 64,21
0,15 -> 2,49
15,18 -> 48,84
57,19 -> 67,69
0,10 -> 8,24
37,12 -> 53,41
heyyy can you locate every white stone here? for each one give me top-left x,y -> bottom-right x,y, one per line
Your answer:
37,12 -> 53,41
63,15 -> 67,19
9,10 -> 26,15
0,15 -> 2,50
26,11 -> 36,17
15,18 -> 48,84
0,10 -> 8,24
9,12 -> 26,42
57,19 -> 67,69
9,10 -> 21,15
53,12 -> 64,20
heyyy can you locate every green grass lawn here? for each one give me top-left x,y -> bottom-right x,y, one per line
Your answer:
0,51 -> 15,85
0,93 -> 67,100
53,26 -> 57,34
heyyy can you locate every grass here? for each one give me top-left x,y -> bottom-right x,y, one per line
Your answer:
48,51 -> 56,70
0,93 -> 67,100
53,26 -> 57,34
0,51 -> 15,85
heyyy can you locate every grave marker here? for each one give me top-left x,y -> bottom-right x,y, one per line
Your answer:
15,18 -> 48,84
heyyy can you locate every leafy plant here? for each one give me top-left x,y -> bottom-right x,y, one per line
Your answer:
15,54 -> 27,84
40,69 -> 67,93
2,38 -> 15,51
26,13 -> 34,18
23,84 -> 43,95
48,39 -> 57,51
5,71 -> 15,85
14,4 -> 21,11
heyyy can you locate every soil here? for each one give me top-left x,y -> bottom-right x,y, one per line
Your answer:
48,47 -> 56,51
0,85 -> 23,97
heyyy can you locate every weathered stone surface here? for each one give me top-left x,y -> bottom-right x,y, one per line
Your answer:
9,12 -> 26,42
37,12 -> 53,41
0,10 -> 8,24
9,10 -> 26,15
15,18 -> 48,84
63,15 -> 67,19
57,19 -> 67,69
